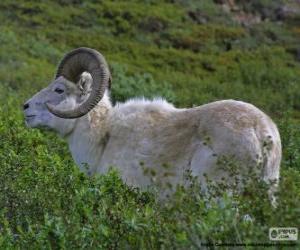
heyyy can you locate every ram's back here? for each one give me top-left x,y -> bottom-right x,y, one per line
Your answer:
100,99 -> 281,189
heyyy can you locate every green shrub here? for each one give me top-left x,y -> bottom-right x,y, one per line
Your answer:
111,63 -> 176,103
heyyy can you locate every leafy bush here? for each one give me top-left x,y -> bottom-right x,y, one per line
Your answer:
111,63 -> 176,103
0,69 -> 299,249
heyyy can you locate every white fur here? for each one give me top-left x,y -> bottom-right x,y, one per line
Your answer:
24,74 -> 282,199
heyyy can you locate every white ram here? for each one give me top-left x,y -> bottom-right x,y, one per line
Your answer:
24,48 -> 281,199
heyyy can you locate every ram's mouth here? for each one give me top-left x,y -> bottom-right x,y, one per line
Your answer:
25,115 -> 36,121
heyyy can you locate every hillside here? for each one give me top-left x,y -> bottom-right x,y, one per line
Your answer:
0,0 -> 299,248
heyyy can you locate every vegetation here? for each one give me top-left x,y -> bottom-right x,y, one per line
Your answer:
0,0 -> 299,248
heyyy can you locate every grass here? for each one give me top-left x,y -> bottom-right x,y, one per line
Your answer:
0,0 -> 299,248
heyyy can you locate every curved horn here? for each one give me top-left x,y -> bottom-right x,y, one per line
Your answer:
46,47 -> 110,119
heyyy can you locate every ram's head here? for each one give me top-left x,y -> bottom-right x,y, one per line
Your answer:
23,48 -> 111,135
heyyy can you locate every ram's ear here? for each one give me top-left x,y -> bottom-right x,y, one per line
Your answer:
78,72 -> 93,95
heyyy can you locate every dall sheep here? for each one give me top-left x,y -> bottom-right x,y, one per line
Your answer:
24,47 -> 281,199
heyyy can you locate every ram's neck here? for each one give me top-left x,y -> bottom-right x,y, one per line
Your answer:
66,93 -> 112,175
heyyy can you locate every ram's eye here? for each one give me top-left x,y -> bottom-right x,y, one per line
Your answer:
54,88 -> 64,94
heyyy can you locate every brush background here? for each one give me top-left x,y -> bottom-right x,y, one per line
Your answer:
0,0 -> 299,248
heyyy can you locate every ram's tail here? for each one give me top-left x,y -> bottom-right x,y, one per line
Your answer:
261,127 -> 282,206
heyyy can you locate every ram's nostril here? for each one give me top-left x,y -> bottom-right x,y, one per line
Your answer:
23,103 -> 30,110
